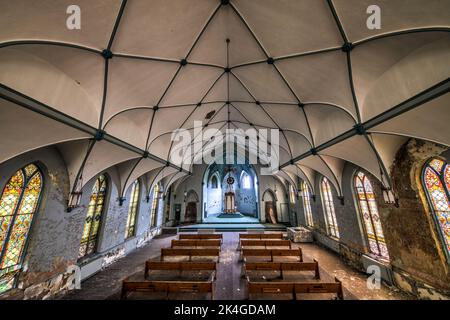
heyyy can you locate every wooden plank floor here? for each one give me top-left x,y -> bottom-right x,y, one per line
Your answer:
59,232 -> 411,300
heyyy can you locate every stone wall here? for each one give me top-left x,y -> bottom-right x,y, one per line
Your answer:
295,139 -> 450,299
379,139 -> 450,298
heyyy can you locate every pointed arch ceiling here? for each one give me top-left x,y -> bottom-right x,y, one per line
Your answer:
0,0 -> 449,196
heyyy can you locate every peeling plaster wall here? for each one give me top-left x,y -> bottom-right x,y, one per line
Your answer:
379,139 -> 450,297
75,170 -> 165,281
171,164 -> 205,223
0,147 -> 164,300
304,163 -> 381,263
259,175 -> 289,223
206,187 -> 222,214
297,139 -> 450,299
296,188 -> 307,227
0,146 -> 75,299
304,165 -> 386,276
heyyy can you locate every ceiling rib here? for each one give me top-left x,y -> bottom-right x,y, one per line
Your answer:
145,2 -> 222,156
229,2 -> 270,57
353,27 -> 450,47
107,0 -> 128,50
0,40 -> 102,54
109,53 -> 225,70
164,71 -> 226,159
230,71 -> 294,158
120,157 -> 143,197
0,83 -> 189,174
226,3 -> 315,160
281,78 -> 450,169
174,103 -> 228,163
1,0 -> 449,191
97,58 -> 109,128
326,0 -> 349,44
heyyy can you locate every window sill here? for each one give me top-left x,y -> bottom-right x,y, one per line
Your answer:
364,253 -> 390,266
124,235 -> 136,242
77,253 -> 101,267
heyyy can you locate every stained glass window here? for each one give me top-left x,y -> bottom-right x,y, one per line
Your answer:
321,177 -> 339,238
125,180 -> 140,239
301,181 -> 313,227
150,184 -> 160,228
0,164 -> 42,294
211,175 -> 218,189
241,172 -> 251,189
355,172 -> 389,260
289,185 -> 296,204
78,174 -> 107,260
423,159 -> 450,261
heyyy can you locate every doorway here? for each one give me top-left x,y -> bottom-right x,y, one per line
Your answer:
174,204 -> 181,222
265,201 -> 278,224
185,202 -> 197,223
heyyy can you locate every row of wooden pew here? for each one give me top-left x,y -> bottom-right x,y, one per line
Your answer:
121,233 -> 222,300
238,233 -> 344,300
119,232 -> 344,300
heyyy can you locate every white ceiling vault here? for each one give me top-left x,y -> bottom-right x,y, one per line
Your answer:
0,0 -> 449,198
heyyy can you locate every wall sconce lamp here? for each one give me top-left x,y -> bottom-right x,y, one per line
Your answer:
382,188 -> 399,207
67,174 -> 83,212
67,191 -> 82,212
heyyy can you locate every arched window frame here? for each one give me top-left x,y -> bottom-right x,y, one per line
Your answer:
241,171 -> 251,189
210,173 -> 219,189
150,184 -> 160,228
0,163 -> 43,294
421,158 -> 450,263
289,184 -> 296,204
78,174 -> 108,260
301,181 -> 313,227
125,179 -> 140,239
321,177 -> 339,238
354,171 -> 389,260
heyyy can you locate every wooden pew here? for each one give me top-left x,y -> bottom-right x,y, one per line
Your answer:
294,278 -> 343,300
144,261 -> 217,279
246,277 -> 344,300
240,239 -> 292,250
160,248 -> 220,262
239,233 -> 283,240
171,239 -> 221,248
121,279 -> 214,300
243,260 -> 320,280
179,233 -> 223,242
241,248 -> 303,262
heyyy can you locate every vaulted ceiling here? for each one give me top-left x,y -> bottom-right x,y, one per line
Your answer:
0,0 -> 449,197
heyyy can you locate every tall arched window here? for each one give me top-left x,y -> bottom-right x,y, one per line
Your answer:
210,175 -> 218,189
125,180 -> 140,239
150,184 -> 160,228
241,172 -> 251,189
289,184 -> 296,204
321,177 -> 339,238
301,181 -> 313,227
355,172 -> 389,260
78,174 -> 107,260
0,164 -> 43,294
422,158 -> 450,261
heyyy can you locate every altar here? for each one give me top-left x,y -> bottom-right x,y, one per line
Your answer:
224,191 -> 236,213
